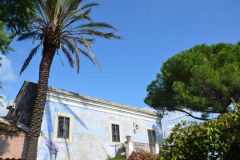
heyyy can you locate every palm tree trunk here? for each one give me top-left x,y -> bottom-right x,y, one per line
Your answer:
23,45 -> 56,160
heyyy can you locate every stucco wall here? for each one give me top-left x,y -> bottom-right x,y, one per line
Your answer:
0,133 -> 25,159
37,100 -> 162,160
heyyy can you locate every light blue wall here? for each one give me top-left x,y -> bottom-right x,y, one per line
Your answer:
37,100 -> 162,160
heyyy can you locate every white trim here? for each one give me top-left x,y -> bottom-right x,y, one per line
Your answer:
109,121 -> 121,145
47,91 -> 160,122
53,112 -> 73,143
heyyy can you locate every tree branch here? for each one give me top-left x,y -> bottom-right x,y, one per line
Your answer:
170,107 -> 211,121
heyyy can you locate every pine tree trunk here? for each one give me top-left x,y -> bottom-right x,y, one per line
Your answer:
23,45 -> 56,160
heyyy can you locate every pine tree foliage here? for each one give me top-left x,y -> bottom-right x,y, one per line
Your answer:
145,43 -> 240,120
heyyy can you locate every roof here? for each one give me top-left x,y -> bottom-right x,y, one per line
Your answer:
20,81 -> 159,117
14,81 -> 160,128
0,118 -> 23,135
48,85 -> 159,117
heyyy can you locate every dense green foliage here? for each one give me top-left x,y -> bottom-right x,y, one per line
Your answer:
107,156 -> 127,160
0,0 -> 35,53
0,0 -> 35,33
0,22 -> 11,53
0,56 -> 1,88
0,53 -> 1,88
159,104 -> 240,160
0,0 -> 35,90
145,43 -> 240,119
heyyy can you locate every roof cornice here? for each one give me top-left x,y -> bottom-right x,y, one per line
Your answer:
47,87 -> 160,122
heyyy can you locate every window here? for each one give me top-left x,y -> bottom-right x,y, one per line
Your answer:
54,113 -> 72,142
148,130 -> 156,145
57,116 -> 70,138
111,124 -> 120,142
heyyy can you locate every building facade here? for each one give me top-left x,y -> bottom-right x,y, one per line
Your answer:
11,82 -> 163,160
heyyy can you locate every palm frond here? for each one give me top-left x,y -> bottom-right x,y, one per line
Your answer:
62,45 -> 74,68
46,0 -> 62,23
17,31 -> 39,41
80,2 -> 99,10
63,1 -> 96,21
63,38 -> 80,73
78,48 -> 94,64
72,43 -> 80,73
56,49 -> 64,66
62,38 -> 77,53
66,0 -> 84,13
63,9 -> 92,29
35,0 -> 50,22
59,0 -> 82,24
34,1 -> 48,23
34,17 -> 46,27
19,0 -> 120,76
80,29 -> 121,39
71,38 -> 81,73
82,39 -> 102,72
79,22 -> 117,31
64,36 -> 98,68
20,43 -> 41,75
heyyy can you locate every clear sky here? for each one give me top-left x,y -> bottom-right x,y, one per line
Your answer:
0,0 -> 240,119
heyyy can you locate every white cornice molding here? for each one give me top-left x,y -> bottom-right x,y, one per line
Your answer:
46,90 -> 160,122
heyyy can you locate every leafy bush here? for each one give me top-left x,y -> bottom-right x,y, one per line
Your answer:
159,104 -> 240,160
128,150 -> 158,160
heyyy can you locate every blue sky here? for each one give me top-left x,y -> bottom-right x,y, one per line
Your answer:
1,0 -> 240,121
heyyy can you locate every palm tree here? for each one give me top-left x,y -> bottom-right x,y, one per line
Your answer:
17,0 -> 119,159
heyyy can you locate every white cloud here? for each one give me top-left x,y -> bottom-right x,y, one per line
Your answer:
0,96 -> 8,117
0,55 -> 16,82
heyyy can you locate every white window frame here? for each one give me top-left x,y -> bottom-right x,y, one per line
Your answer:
54,113 -> 73,143
109,122 -> 121,145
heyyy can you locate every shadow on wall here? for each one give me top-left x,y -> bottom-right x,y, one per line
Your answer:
0,133 -> 25,159
0,135 -> 10,156
44,103 -> 55,160
152,123 -> 162,144
55,96 -> 88,130
48,97 -> 89,160
61,101 -> 88,160
45,103 -> 54,140
64,138 -> 71,160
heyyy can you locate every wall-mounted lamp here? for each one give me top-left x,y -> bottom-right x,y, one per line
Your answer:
133,122 -> 139,133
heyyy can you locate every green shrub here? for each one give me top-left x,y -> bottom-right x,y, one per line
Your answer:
159,104 -> 240,160
128,150 -> 158,160
107,156 -> 127,160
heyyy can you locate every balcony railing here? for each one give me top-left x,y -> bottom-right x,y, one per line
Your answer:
133,142 -> 156,154
125,141 -> 159,158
